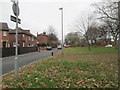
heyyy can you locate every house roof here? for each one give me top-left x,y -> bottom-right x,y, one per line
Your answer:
0,22 -> 9,31
0,22 -> 37,39
9,28 -> 37,39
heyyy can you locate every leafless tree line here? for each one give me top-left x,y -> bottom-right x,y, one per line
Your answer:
65,0 -> 119,50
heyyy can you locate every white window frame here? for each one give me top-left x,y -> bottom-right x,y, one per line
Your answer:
3,31 -> 7,36
23,34 -> 25,37
23,42 -> 25,47
32,37 -> 34,41
29,36 -> 31,40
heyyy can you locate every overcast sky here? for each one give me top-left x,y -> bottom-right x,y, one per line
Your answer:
0,0 -> 101,40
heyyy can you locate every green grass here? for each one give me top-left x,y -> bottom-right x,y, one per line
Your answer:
2,47 -> 118,88
65,47 -> 118,54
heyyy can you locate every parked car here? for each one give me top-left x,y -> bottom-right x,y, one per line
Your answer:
46,46 -> 52,50
57,45 -> 62,49
64,45 -> 69,48
105,44 -> 113,48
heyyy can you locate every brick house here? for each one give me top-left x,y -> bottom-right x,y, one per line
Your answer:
9,28 -> 38,47
37,32 -> 49,44
0,22 -> 10,48
0,22 -> 38,48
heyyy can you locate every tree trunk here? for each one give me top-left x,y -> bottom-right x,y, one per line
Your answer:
114,36 -> 118,49
94,39 -> 97,47
86,37 -> 91,51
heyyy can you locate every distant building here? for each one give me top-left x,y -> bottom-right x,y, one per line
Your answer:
0,22 -> 38,48
37,32 -> 49,44
0,22 -> 10,48
9,28 -> 38,47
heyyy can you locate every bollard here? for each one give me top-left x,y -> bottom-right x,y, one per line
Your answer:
51,51 -> 53,56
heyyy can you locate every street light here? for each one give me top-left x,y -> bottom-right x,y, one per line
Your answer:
11,0 -> 18,3
11,0 -> 19,79
59,7 -> 64,55
118,1 -> 120,63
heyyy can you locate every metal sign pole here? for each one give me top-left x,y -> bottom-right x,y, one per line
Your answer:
11,0 -> 20,79
15,1 -> 19,79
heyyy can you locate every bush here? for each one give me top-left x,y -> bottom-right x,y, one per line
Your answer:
37,43 -> 46,47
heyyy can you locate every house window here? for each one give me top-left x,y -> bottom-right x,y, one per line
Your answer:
3,31 -> 7,36
23,42 -> 25,47
29,36 -> 31,40
23,34 -> 25,37
32,37 -> 34,41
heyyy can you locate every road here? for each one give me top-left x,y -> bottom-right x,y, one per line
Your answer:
2,48 -> 59,75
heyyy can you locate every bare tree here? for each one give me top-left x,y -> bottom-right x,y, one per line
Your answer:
71,14 -> 96,50
86,23 -> 100,46
92,0 -> 119,46
98,23 -> 110,45
65,32 -> 82,47
47,25 -> 58,47
47,25 -> 57,35
92,0 -> 118,21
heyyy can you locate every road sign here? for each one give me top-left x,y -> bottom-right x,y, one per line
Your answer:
12,3 -> 20,16
10,15 -> 21,24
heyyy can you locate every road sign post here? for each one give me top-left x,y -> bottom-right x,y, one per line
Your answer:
12,3 -> 20,16
10,15 -> 21,24
10,0 -> 20,79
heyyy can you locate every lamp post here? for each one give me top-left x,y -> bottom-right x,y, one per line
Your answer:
118,1 -> 120,87
59,7 -> 64,55
118,1 -> 120,62
11,0 -> 19,79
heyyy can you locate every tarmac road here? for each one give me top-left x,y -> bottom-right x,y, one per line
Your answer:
2,48 -> 59,75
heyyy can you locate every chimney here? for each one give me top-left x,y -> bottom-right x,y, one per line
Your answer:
43,32 -> 46,35
37,32 -> 38,36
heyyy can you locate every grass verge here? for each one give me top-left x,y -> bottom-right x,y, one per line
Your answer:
2,47 -> 118,88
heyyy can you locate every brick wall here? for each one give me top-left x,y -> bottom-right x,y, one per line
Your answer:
9,33 -> 38,47
37,34 -> 49,44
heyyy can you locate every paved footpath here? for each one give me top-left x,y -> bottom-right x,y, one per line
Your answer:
2,48 -> 59,75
